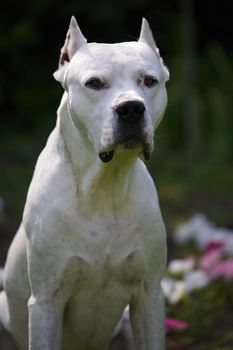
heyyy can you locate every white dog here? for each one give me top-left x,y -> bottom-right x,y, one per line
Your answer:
0,17 -> 169,350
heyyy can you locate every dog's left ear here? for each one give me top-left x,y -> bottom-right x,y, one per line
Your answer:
139,18 -> 169,82
54,16 -> 87,85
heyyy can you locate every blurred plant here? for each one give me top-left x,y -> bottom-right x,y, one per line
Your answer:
165,318 -> 188,333
164,214 -> 233,347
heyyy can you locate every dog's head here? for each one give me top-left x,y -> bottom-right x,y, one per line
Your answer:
54,17 -> 169,163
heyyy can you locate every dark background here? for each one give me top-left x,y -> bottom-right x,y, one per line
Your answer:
0,1 -> 233,349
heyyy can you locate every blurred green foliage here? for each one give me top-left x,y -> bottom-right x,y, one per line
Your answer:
166,238 -> 233,350
167,278 -> 233,350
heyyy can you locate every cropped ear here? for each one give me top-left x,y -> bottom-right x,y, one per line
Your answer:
54,16 -> 87,85
139,18 -> 158,53
139,18 -> 169,82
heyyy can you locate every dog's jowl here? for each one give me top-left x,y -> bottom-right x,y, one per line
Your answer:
0,17 -> 169,350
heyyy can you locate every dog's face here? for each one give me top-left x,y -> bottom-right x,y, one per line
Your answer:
54,17 -> 169,162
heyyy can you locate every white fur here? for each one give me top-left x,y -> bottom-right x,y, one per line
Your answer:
0,17 -> 168,350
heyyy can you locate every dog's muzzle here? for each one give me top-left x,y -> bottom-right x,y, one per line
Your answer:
98,100 -> 151,163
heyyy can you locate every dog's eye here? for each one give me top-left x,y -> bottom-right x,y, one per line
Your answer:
85,78 -> 106,90
144,76 -> 159,88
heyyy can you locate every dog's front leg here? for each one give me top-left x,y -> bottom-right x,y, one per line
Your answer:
27,247 -> 66,350
130,280 -> 165,350
28,297 -> 63,350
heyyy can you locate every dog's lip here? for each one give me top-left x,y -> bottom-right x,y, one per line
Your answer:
99,133 -> 152,163
98,150 -> 114,163
121,136 -> 152,161
98,142 -> 151,163
143,150 -> 151,160
138,144 -> 151,161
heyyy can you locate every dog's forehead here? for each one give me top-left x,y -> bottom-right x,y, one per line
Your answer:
88,41 -> 154,58
70,41 -> 161,73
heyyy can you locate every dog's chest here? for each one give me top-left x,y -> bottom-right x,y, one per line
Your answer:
62,237 -> 147,291
61,241 -> 146,337
57,211 -> 150,292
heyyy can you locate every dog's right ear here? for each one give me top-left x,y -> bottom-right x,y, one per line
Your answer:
139,18 -> 169,82
53,16 -> 87,85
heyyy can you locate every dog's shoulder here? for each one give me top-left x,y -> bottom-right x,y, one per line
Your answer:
22,128 -> 77,235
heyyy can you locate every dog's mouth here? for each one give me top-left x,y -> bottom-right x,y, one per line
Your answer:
98,149 -> 151,163
98,137 -> 151,163
98,116 -> 154,163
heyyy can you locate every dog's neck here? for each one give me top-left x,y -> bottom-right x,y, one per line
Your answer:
57,93 -> 139,213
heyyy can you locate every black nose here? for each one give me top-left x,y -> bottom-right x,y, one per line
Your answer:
115,101 -> 145,123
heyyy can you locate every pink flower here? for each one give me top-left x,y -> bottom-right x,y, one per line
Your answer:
165,318 -> 188,333
199,241 -> 224,271
208,259 -> 233,280
224,260 -> 233,278
206,241 -> 226,252
199,249 -> 223,271
198,241 -> 233,280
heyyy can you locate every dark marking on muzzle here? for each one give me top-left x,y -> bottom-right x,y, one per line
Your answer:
143,150 -> 151,161
98,150 -> 114,163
